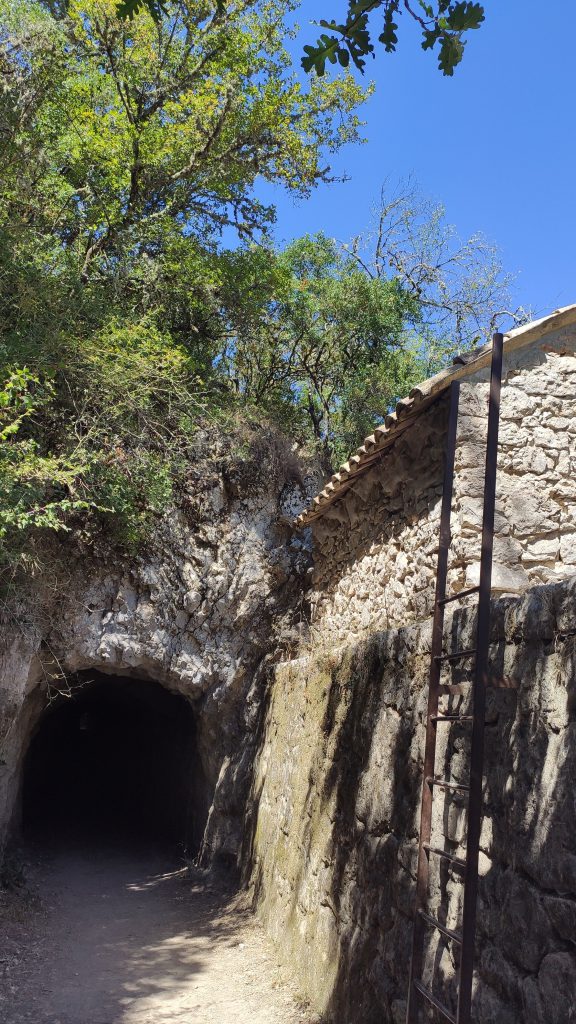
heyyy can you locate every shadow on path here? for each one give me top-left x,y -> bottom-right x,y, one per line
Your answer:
0,840 -> 303,1024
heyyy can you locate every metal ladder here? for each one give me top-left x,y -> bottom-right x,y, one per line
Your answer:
406,331 -> 504,1024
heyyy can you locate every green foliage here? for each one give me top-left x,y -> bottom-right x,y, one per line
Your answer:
301,0 -> 485,77
116,0 -> 167,18
1,0 -> 367,274
115,0 -> 486,76
217,233 -> 424,467
0,0 -> 368,569
217,204 -> 518,469
0,1 -> 511,579
0,319 -> 214,564
0,367 -> 96,553
333,342 -> 424,463
117,0 -> 226,20
91,455 -> 174,550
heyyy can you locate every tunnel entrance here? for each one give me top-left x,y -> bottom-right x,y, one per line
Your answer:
22,672 -> 208,854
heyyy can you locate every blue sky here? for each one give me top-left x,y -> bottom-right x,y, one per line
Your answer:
260,1 -> 576,319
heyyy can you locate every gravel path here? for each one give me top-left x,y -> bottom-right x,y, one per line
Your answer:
0,843 -> 311,1024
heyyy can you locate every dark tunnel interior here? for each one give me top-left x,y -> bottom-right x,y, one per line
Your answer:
22,672 -> 209,854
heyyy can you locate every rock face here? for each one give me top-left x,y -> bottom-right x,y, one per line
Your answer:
0,428 -> 320,863
311,330 -> 576,642
247,578 -> 576,1023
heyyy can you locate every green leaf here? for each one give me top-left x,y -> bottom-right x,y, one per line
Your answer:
437,33 -> 465,74
318,19 -> 348,34
303,0 -> 485,77
302,35 -> 346,75
422,28 -> 440,52
447,2 -> 485,31
116,0 -> 168,22
379,11 -> 399,53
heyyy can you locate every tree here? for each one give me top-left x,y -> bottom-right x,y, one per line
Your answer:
1,0 -> 367,281
115,0 -> 486,78
0,0 -> 368,567
217,234 -> 421,467
0,3 -> 513,573
215,184 -> 523,469
301,1 -> 486,76
344,180 -> 528,362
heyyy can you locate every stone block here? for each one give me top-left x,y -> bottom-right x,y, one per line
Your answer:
502,488 -> 559,537
544,894 -> 576,942
559,534 -> 576,566
522,953 -> 576,1024
523,537 -> 560,563
466,562 -> 529,593
511,446 -> 553,475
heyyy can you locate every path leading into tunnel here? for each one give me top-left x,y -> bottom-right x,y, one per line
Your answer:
0,845 -> 311,1024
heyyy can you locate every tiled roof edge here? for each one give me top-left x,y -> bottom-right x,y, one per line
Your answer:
295,304 -> 576,527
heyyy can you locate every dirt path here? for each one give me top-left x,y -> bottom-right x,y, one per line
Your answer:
0,844 -> 311,1024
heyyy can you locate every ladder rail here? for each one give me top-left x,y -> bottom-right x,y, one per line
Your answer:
457,330 -> 503,1023
406,333 -> 504,1024
405,379 -> 461,1024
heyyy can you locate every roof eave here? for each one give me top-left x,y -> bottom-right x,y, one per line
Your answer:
295,304 -> 576,528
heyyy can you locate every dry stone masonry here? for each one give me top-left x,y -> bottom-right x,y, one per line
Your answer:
310,322 -> 576,643
245,309 -> 576,1022
248,579 -> 576,1024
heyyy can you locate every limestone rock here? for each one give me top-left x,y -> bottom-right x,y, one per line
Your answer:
0,429 -> 319,865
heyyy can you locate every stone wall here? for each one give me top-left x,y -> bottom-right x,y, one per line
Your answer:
310,399 -> 447,641
311,328 -> 576,642
247,578 -> 576,1024
0,427 -> 319,862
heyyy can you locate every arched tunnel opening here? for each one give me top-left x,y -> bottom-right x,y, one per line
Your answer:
22,672 -> 209,855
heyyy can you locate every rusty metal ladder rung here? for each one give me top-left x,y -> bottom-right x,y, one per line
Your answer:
418,909 -> 463,945
422,842 -> 467,871
426,777 -> 470,794
434,648 -> 477,663
431,714 -> 474,723
412,980 -> 457,1024
437,586 -> 480,606
406,332 -> 504,1024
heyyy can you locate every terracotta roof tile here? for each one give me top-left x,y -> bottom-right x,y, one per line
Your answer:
295,305 -> 576,527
